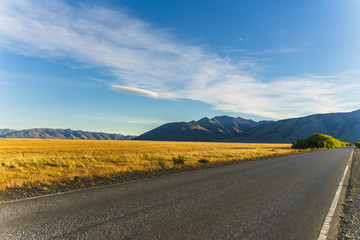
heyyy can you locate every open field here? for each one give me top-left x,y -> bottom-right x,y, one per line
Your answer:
0,139 -> 307,191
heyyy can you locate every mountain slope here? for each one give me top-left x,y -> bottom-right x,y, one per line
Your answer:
0,128 -> 134,140
230,110 -> 360,143
135,116 -> 272,141
0,129 -> 17,135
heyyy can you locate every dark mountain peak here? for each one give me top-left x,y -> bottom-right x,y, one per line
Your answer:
197,117 -> 213,124
212,115 -> 235,121
211,115 -> 240,125
199,117 -> 210,120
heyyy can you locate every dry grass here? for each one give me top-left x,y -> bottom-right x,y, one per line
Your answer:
0,139 -> 306,191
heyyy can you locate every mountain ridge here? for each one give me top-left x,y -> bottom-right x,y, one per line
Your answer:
3,109 -> 359,143
135,116 -> 273,141
0,128 -> 135,140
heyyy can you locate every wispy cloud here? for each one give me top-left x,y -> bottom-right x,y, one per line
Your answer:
110,85 -> 159,98
0,0 -> 359,119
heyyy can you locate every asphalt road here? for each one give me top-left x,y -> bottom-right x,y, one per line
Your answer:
0,147 -> 353,240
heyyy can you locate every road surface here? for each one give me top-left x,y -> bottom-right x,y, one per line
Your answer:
0,147 -> 353,239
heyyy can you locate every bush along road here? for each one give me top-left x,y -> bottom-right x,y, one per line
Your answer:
338,148 -> 360,239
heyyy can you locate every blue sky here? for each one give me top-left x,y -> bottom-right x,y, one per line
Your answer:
1,0 -> 360,135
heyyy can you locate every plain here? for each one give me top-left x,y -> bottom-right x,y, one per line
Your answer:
0,139 -> 307,191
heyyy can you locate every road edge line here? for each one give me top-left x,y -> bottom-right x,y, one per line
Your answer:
317,148 -> 354,240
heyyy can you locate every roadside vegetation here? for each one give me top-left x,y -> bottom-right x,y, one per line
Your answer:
355,142 -> 360,148
0,139 -> 307,192
291,133 -> 352,149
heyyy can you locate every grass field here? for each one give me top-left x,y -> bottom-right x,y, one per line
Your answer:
0,139 -> 306,191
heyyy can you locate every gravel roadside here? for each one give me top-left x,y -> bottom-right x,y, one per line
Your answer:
338,148 -> 360,239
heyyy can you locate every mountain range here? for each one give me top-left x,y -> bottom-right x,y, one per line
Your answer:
2,109 -> 360,143
136,109 -> 360,143
0,128 -> 134,140
134,116 -> 272,141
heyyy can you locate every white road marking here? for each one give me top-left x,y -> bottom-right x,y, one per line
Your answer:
317,149 -> 354,240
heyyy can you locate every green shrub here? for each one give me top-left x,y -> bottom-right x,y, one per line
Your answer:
355,142 -> 360,148
291,133 -> 352,149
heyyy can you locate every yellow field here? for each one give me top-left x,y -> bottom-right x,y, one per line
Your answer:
0,139 -> 306,191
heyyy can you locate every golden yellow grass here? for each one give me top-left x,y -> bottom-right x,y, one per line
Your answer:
0,139 -> 306,191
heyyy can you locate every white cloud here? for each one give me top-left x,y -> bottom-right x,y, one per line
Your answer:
110,85 -> 159,98
0,0 -> 359,119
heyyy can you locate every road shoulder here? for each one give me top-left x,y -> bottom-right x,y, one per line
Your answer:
337,148 -> 360,239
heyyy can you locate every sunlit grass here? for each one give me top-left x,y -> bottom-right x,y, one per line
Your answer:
0,139 -> 307,191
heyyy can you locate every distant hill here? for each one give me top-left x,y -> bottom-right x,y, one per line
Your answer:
0,128 -> 135,140
0,129 -> 17,135
135,116 -> 272,141
229,109 -> 360,143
